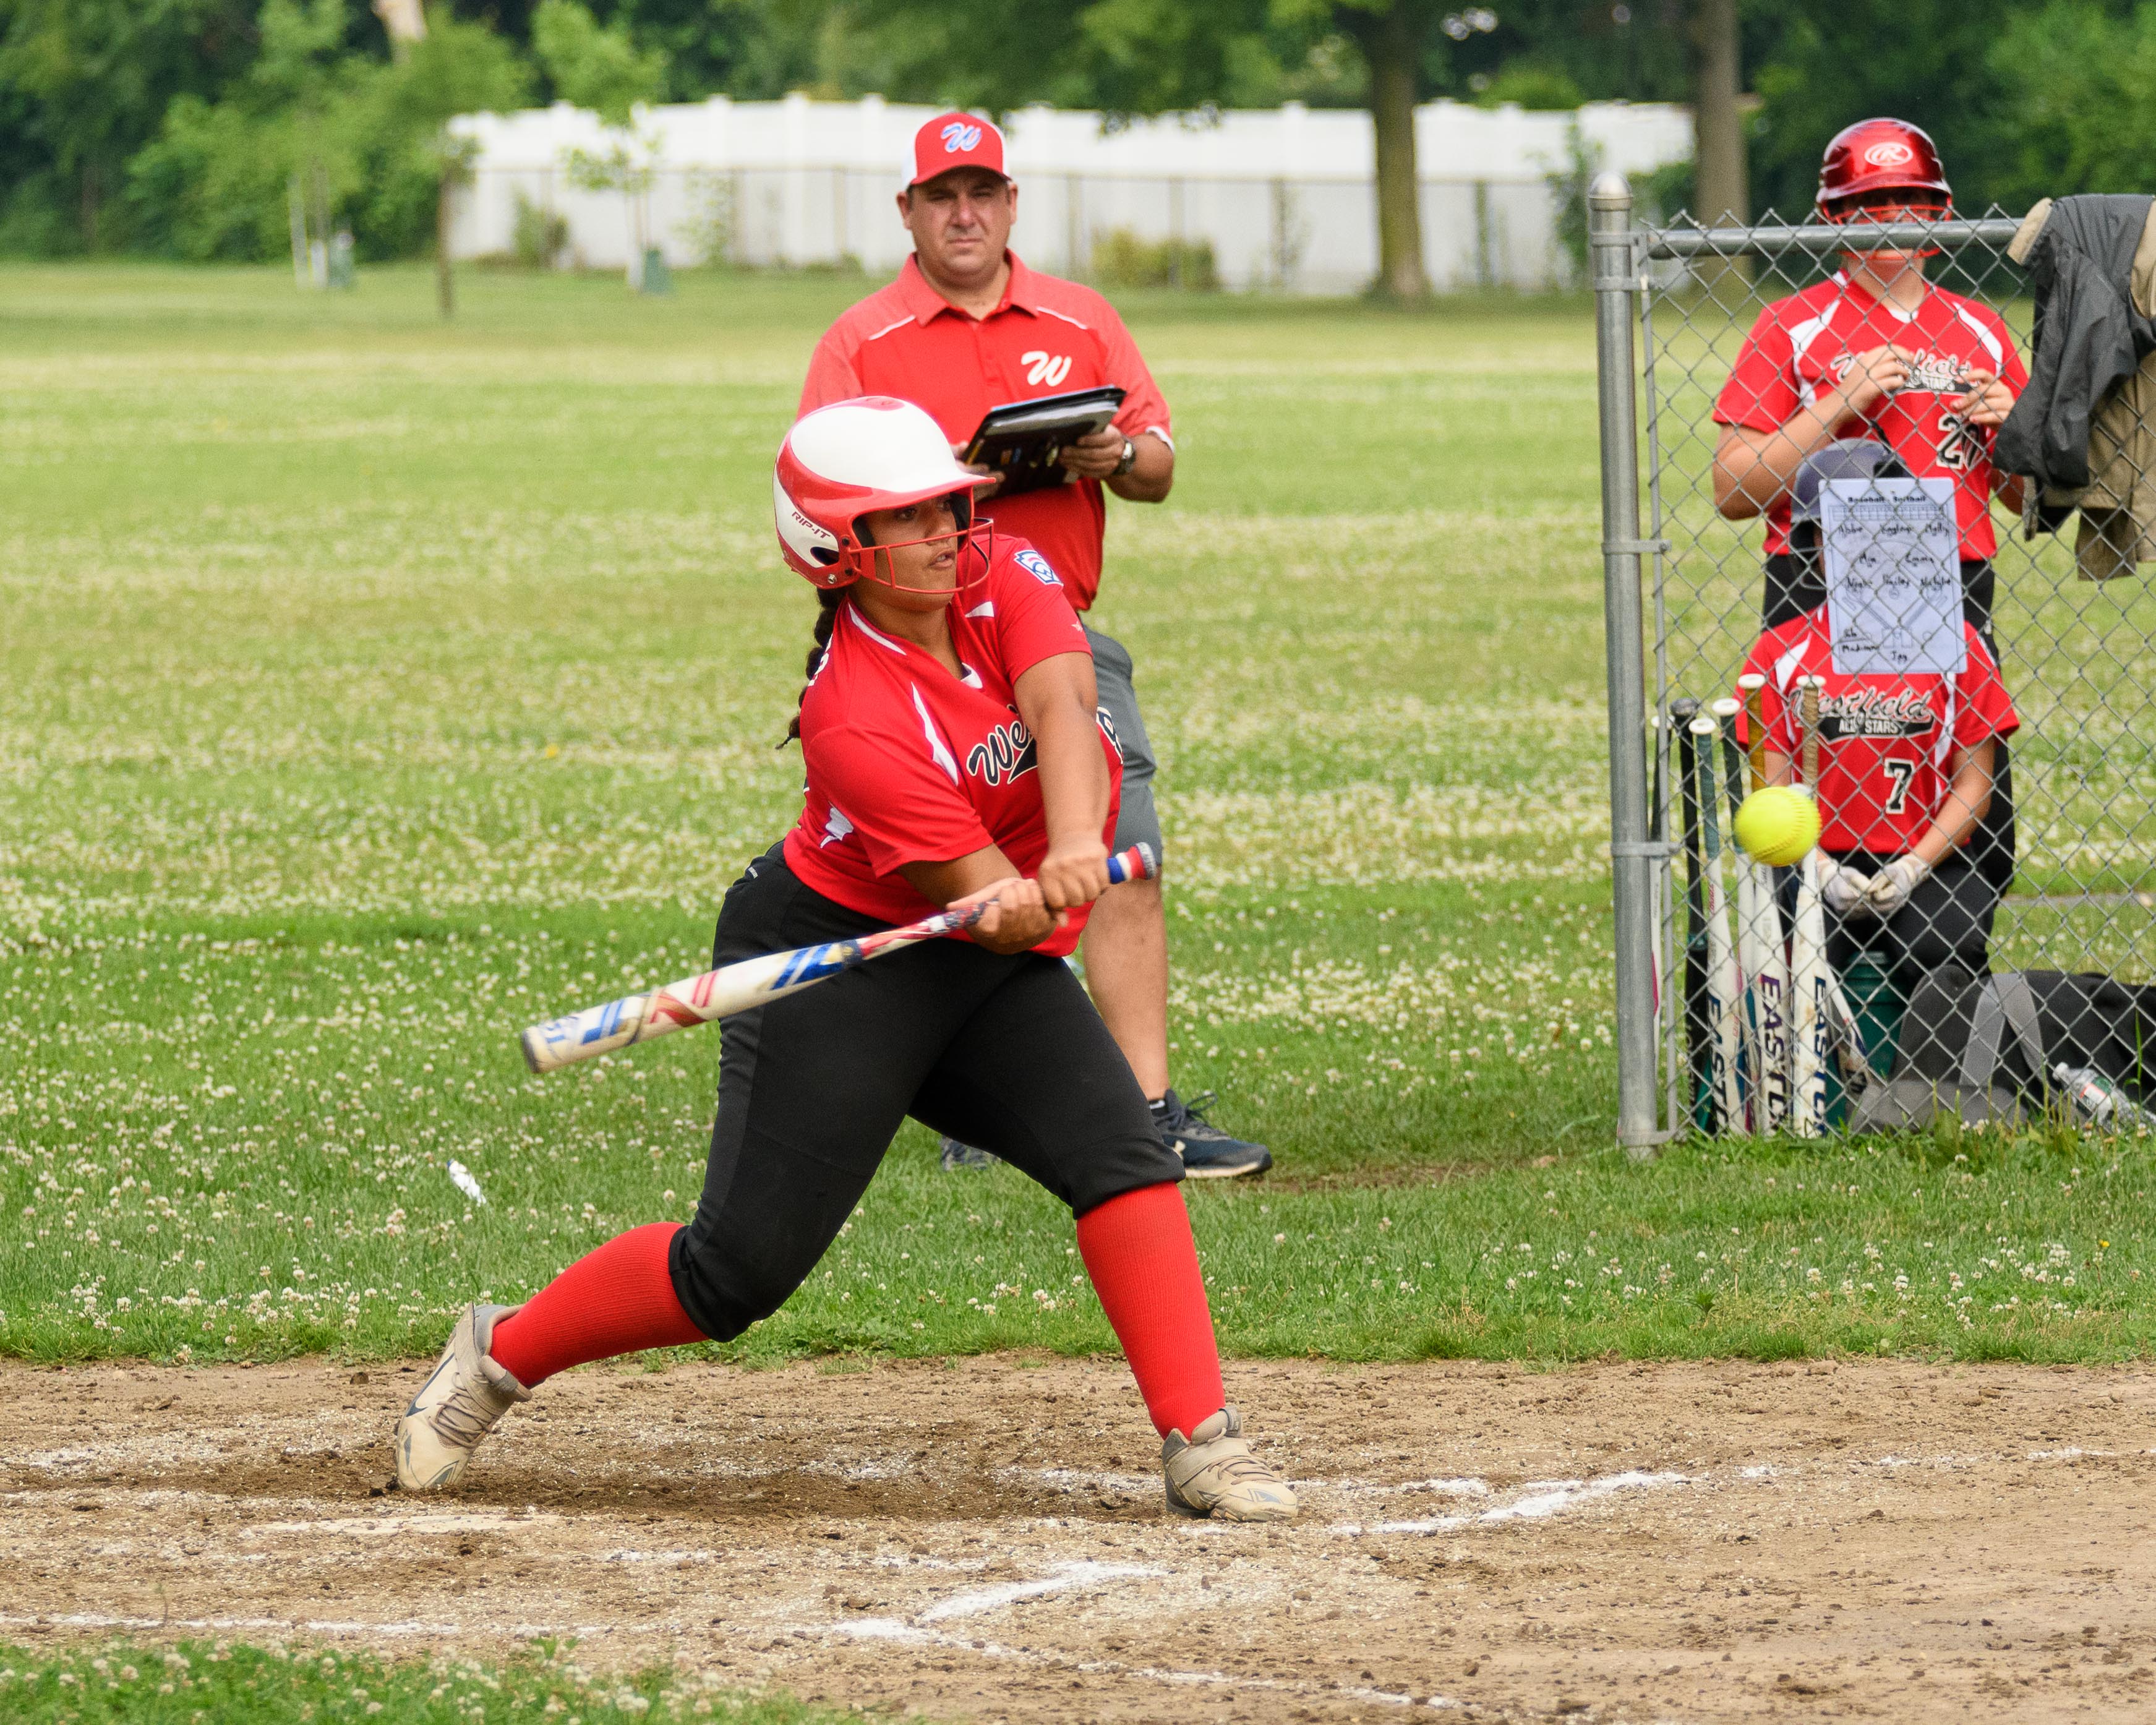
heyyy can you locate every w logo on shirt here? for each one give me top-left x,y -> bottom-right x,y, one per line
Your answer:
1020,350 -> 1072,388
941,121 -> 983,153
966,719 -> 1038,786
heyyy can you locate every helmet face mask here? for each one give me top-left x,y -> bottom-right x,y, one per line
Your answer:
1823,188 -> 1953,228
849,495 -> 996,601
1816,119 -> 1951,257
774,396 -> 995,594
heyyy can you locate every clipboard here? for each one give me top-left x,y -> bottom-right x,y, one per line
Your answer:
1820,476 -> 1964,676
961,385 -> 1126,497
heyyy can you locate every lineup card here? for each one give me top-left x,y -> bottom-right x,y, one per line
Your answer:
1820,476 -> 1964,675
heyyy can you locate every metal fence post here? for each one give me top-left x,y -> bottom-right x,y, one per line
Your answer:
1589,171 -> 1663,1157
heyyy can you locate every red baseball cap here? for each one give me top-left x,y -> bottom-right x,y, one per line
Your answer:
904,111 -> 1007,190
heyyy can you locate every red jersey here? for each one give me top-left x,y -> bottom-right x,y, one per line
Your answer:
783,537 -> 1120,957
800,252 -> 1171,610
1714,275 -> 2026,560
1737,606 -> 2018,855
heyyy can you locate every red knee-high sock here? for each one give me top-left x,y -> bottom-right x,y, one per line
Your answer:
1076,1183 -> 1225,1439
487,1222 -> 706,1389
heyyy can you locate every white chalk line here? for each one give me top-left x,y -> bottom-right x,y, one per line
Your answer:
1330,1467 -> 1688,1536
813,1559 -> 1160,1637
920,1560 -> 1160,1624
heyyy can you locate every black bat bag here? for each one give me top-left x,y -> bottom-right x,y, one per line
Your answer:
1850,966 -> 2156,1131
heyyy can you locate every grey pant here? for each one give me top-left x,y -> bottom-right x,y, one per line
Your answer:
1085,625 -> 1162,861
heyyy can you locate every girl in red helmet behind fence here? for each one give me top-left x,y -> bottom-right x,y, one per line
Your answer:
1711,116 -> 2027,896
392,396 -> 1297,1523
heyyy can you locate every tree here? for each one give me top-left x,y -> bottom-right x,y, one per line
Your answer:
124,1 -> 524,269
1982,2 -> 2156,208
1322,2 -> 1436,298
366,9 -> 529,313
531,0 -> 668,285
0,0 -> 257,250
1688,0 -> 1745,225
530,0 -> 666,124
844,0 -> 1453,298
1744,0 -> 2019,221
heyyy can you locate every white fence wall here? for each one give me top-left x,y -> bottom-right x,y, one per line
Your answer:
448,94 -> 1691,295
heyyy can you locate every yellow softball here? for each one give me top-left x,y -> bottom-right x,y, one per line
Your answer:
1733,785 -> 1820,867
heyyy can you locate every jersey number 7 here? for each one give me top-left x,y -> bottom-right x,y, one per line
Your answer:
1881,758 -> 1916,815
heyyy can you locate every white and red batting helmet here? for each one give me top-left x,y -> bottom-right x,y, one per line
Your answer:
1816,118 -> 1952,218
774,396 -> 993,592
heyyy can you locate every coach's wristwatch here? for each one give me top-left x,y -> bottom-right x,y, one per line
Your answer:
1113,435 -> 1137,476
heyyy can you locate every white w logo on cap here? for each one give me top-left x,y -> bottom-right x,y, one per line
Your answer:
941,121 -> 983,153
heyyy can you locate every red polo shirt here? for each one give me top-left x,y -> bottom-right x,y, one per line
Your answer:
800,252 -> 1171,610
783,535 -> 1123,958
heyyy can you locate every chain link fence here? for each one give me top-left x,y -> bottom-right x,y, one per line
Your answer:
1593,179 -> 2156,1147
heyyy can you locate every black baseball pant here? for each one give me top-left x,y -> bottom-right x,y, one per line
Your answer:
665,845 -> 1182,1342
1820,850 -> 1998,986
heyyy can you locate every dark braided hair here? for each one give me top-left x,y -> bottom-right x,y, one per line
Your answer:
782,584 -> 847,746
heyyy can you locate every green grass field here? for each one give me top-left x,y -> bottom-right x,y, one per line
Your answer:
0,1638 -> 848,1724
4,260 -> 2154,1384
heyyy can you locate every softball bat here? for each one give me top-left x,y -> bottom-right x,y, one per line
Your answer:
520,842 -> 1158,1075
1730,682 -> 1792,1132
1788,675 -> 1832,1137
1690,714 -> 1747,1134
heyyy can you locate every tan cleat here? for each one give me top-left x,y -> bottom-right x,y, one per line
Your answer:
1161,1407 -> 1298,1522
394,1303 -> 529,1491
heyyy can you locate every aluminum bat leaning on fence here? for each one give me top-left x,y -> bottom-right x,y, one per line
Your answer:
520,843 -> 1158,1074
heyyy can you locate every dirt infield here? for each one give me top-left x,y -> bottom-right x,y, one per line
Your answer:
3,1355 -> 2155,1722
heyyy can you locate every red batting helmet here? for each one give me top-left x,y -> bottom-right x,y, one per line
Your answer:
774,396 -> 993,595
1816,118 -> 1952,218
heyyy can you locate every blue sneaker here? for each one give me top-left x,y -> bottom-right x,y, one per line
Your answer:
938,1136 -> 998,1171
1150,1089 -> 1272,1179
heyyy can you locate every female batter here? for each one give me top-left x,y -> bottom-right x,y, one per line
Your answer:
394,396 -> 1296,1522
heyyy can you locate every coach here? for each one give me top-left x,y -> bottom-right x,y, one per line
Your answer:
799,111 -> 1269,1179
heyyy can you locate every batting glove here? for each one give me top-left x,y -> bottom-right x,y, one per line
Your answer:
1863,854 -> 1931,915
1819,860 -> 1875,917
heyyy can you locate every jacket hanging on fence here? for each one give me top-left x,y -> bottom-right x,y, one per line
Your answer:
1999,194 -> 2156,580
